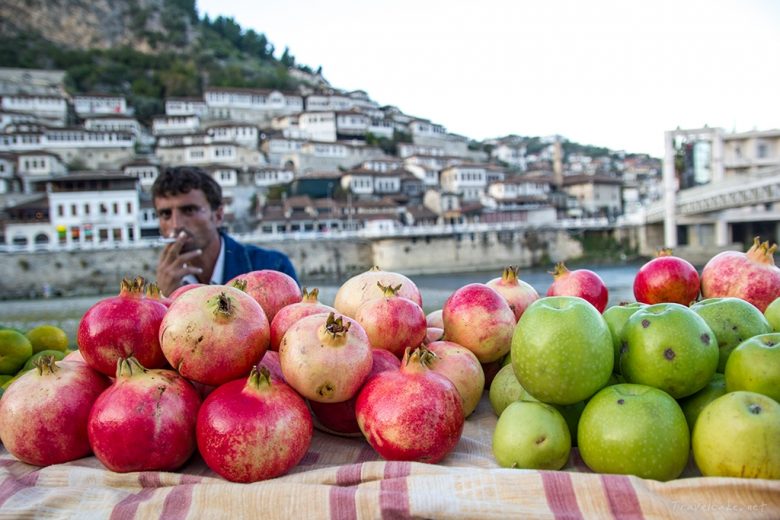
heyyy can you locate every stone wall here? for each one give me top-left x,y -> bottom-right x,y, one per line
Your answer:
0,229 -> 586,299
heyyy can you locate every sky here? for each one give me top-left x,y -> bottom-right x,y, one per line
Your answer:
196,0 -> 780,157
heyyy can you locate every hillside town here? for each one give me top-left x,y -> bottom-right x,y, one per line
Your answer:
0,66 -> 668,250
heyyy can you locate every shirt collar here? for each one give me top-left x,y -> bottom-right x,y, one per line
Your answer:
182,236 -> 225,286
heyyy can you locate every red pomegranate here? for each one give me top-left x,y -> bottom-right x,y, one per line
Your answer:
426,309 -> 444,328
424,327 -> 444,344
87,357 -> 201,472
701,237 -> 780,312
424,341 -> 485,417
0,357 -> 110,466
333,267 -> 423,318
167,282 -> 205,301
227,270 -> 301,322
442,283 -> 516,363
77,276 -> 168,376
197,367 -> 312,483
546,262 -> 609,312
486,266 -> 540,321
633,249 -> 700,305
159,284 -> 270,386
355,347 -> 464,463
257,349 -> 285,382
353,283 -> 427,358
269,288 -> 335,351
279,312 -> 372,403
308,348 -> 401,436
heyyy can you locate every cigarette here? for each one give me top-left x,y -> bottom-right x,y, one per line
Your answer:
158,237 -> 177,244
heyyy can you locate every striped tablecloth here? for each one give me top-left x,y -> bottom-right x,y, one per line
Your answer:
0,395 -> 778,519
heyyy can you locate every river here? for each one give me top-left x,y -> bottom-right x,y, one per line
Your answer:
0,262 -> 642,346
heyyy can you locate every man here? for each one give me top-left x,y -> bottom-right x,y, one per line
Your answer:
152,166 -> 298,296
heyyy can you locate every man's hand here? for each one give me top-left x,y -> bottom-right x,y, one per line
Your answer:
156,231 -> 203,296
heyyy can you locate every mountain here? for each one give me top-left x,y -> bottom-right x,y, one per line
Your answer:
0,0 -> 323,121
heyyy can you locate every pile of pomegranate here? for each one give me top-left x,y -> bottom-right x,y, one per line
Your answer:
0,238 -> 778,483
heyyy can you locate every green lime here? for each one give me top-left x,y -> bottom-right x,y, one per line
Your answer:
25,325 -> 69,353
20,350 -> 66,373
0,330 -> 34,375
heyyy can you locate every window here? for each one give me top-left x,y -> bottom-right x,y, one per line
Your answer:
757,142 -> 768,159
84,204 -> 90,215
112,203 -> 119,214
71,204 -> 77,216
126,202 -> 132,214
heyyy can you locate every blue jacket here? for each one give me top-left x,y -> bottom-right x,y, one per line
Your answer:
221,232 -> 298,284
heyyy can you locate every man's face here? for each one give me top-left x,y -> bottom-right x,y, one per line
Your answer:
154,189 -> 223,253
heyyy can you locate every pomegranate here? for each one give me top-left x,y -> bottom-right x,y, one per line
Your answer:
160,284 -> 270,386
424,327 -> 444,344
197,367 -> 312,483
701,237 -> 780,312
424,341 -> 485,417
633,249 -> 700,305
77,276 -> 168,376
227,270 -> 301,322
355,347 -> 464,463
87,357 -> 201,472
486,266 -> 540,321
0,356 -> 110,466
269,288 -> 335,351
546,262 -> 609,312
354,283 -> 427,358
333,266 -> 422,318
167,282 -> 205,301
426,309 -> 444,328
257,349 -> 285,382
308,349 -> 401,436
63,349 -> 87,365
442,283 -> 516,363
279,312 -> 372,403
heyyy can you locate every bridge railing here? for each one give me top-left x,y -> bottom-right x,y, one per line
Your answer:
0,217 -> 618,253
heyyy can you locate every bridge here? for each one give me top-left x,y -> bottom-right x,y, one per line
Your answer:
645,168 -> 780,224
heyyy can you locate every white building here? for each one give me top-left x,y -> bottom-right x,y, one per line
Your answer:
204,87 -> 303,125
440,164 -> 489,201
0,125 -> 135,170
154,142 -> 263,168
122,160 -> 161,190
73,94 -> 128,118
205,123 -> 259,149
84,115 -> 143,138
0,94 -> 68,126
165,97 -> 209,118
3,172 -> 141,249
152,114 -> 200,136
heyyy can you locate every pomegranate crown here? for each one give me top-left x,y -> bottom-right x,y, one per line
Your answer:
33,355 -> 59,376
115,356 -> 148,379
403,345 -> 438,369
747,236 -> 778,266
377,281 -> 402,297
549,262 -> 570,278
502,265 -> 519,282
120,275 -> 147,297
656,248 -> 674,257
301,287 -> 320,302
229,278 -> 248,292
247,366 -> 273,390
145,281 -> 163,300
324,312 -> 351,338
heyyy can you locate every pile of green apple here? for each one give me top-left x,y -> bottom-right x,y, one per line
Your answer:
490,295 -> 780,481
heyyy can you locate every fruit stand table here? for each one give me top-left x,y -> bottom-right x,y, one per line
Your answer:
0,395 -> 777,519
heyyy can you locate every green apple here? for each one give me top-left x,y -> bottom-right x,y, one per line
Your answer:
724,333 -> 780,402
492,400 -> 571,470
620,303 -> 718,399
677,373 -> 726,431
602,302 -> 646,372
578,384 -> 690,481
512,296 -> 613,405
690,297 -> 771,371
488,363 -> 538,416
764,297 -> 780,331
693,391 -> 780,479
